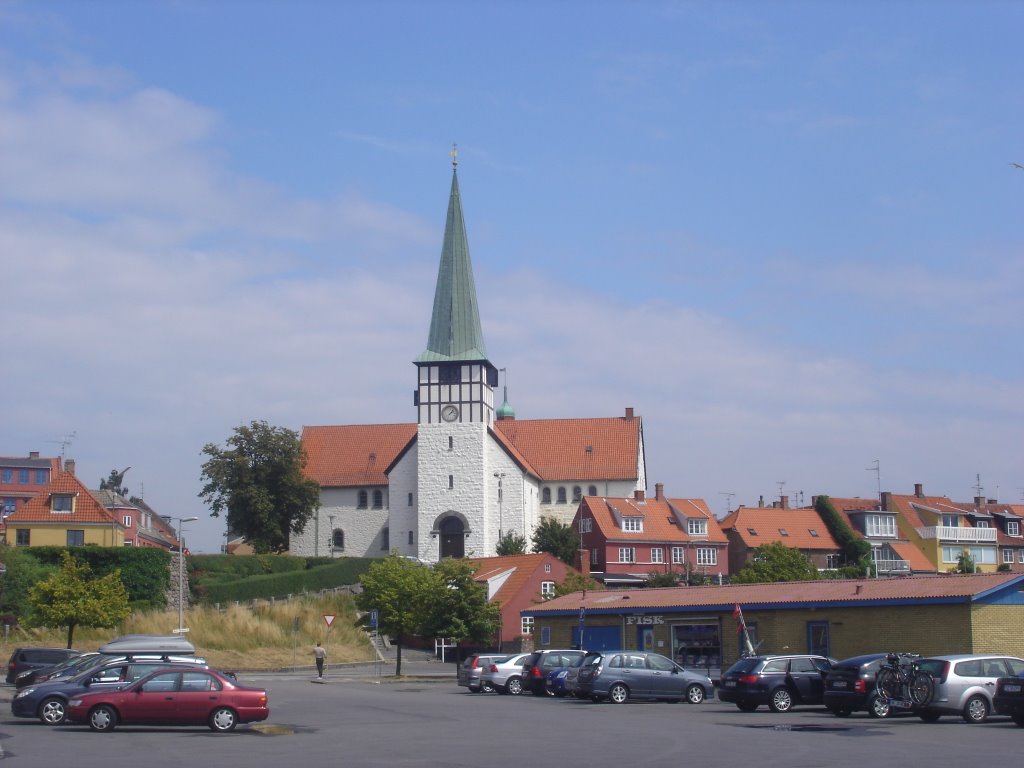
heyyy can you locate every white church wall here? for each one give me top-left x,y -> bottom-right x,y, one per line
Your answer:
388,444 -> 419,558
290,486 -> 388,558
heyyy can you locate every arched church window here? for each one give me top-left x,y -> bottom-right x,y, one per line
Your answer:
373,490 -> 383,509
542,488 -> 552,504
332,529 -> 344,550
357,491 -> 368,509
572,486 -> 582,503
588,485 -> 598,497
557,487 -> 567,504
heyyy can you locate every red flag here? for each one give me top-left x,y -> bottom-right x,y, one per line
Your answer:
733,604 -> 741,618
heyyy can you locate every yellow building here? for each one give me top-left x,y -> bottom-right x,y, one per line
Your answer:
4,469 -> 125,547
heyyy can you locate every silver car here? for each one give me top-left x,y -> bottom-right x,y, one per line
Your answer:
456,654 -> 506,693
575,650 -> 715,705
479,653 -> 531,695
915,654 -> 1024,723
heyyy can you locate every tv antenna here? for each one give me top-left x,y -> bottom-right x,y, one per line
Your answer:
776,480 -> 786,500
47,431 -> 77,461
865,459 -> 881,503
719,491 -> 736,515
972,473 -> 983,498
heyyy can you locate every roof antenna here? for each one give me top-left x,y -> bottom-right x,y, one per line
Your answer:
719,491 -> 736,516
450,142 -> 458,169
865,459 -> 881,504
47,430 -> 77,462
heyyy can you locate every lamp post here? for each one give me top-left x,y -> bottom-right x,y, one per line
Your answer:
493,472 -> 505,546
164,516 -> 198,633
328,514 -> 335,558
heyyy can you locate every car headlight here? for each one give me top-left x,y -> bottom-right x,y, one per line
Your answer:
14,688 -> 35,699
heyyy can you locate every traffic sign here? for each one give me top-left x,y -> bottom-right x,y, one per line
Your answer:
323,614 -> 336,627
370,609 -> 379,628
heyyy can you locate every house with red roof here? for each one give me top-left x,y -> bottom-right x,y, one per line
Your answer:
944,495 -> 1024,572
4,468 -> 125,548
0,453 -> 63,538
573,484 -> 729,587
90,491 -> 180,550
291,162 -> 645,562
468,553 -> 576,648
719,499 -> 842,574
816,495 -> 935,575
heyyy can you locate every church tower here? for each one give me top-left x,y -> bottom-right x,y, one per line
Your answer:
413,150 -> 498,559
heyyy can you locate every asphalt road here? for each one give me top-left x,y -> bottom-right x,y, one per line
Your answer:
2,672 -> 1023,768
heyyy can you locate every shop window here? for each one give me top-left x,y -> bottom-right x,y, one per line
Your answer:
807,621 -> 830,656
673,622 -> 721,670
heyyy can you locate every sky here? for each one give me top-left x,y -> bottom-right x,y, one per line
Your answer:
2,1 -> 1022,554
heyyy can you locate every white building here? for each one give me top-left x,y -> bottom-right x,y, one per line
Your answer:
291,159 -> 645,562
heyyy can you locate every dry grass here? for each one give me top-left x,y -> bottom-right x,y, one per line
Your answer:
0,594 -> 377,671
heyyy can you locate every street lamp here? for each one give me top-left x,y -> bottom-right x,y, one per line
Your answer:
328,514 -> 336,559
164,516 -> 198,633
493,472 -> 505,546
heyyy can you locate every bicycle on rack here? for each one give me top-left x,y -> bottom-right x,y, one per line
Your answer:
875,652 -> 934,708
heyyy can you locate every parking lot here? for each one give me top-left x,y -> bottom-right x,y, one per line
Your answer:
2,674 -> 1023,768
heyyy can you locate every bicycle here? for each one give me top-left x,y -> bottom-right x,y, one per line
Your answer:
875,652 -> 933,708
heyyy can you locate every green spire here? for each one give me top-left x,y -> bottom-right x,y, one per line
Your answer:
416,163 -> 488,363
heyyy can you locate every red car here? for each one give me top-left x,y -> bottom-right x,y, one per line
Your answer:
65,668 -> 268,732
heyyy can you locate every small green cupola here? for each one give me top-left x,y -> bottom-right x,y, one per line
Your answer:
496,384 -> 516,421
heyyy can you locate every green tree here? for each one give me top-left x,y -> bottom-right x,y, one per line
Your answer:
956,551 -> 976,574
531,517 -> 578,565
730,541 -> 820,584
0,545 -> 54,619
553,570 -> 604,598
355,554 -> 435,676
27,552 -> 130,648
496,530 -> 527,556
422,559 -> 500,651
199,420 -> 321,554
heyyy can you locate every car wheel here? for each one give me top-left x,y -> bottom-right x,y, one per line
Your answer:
686,684 -> 706,704
39,697 -> 67,725
829,707 -> 852,718
505,676 -> 523,696
608,683 -> 630,704
868,693 -> 891,719
768,688 -> 794,713
737,702 -> 759,712
209,706 -> 238,732
481,682 -> 495,693
918,711 -> 941,723
468,685 -> 480,693
962,695 -> 989,724
88,705 -> 117,732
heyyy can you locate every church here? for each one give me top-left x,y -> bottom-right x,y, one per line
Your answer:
290,156 -> 646,562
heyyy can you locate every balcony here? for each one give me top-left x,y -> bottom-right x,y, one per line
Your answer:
872,558 -> 911,574
917,526 -> 997,543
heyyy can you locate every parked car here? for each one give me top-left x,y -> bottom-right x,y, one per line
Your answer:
6,647 -> 81,685
457,654 -> 506,693
718,654 -> 834,712
15,652 -> 102,689
993,672 -> 1024,726
12,656 -> 210,724
520,650 -> 586,696
914,654 -> 1024,723
66,668 -> 268,732
479,653 -> 530,695
824,653 -> 904,718
546,653 -> 587,697
575,650 -> 715,705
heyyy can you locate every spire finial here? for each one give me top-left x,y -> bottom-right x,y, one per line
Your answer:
450,143 -> 458,169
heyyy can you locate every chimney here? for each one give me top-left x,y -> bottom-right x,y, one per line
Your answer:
30,451 -> 39,459
780,495 -> 789,510
64,459 -> 76,476
855,584 -> 863,595
655,483 -> 665,502
576,549 -> 590,574
914,483 -> 924,498
634,489 -> 645,502
974,496 -> 985,507
758,495 -> 765,508
625,407 -> 634,420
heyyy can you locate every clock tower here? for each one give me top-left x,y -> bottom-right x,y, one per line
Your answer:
413,151 -> 497,559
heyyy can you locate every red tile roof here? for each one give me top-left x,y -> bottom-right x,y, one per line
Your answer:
526,571 -> 1024,614
583,496 -> 727,544
720,506 -> 839,550
301,424 -> 417,486
470,553 -> 564,604
5,471 -> 118,525
888,540 -> 938,572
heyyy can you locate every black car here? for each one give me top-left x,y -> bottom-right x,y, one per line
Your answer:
823,653 -> 901,718
520,650 -> 586,696
718,654 -> 834,712
993,673 -> 1024,726
5,647 -> 81,685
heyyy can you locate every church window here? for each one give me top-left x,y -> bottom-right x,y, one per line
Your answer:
408,530 -> 414,546
357,491 -> 368,509
332,529 -> 344,550
557,487 -> 567,504
373,490 -> 383,509
542,488 -> 552,504
448,436 -> 453,451
572,486 -> 582,503
381,527 -> 389,550
588,485 -> 597,496
408,493 -> 413,506
449,475 -> 454,489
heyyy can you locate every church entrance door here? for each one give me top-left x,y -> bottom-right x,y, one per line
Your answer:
439,516 -> 465,559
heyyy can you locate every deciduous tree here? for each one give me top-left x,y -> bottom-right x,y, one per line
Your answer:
199,420 -> 321,554
531,517 -> 578,565
422,559 -> 500,651
496,530 -> 527,556
730,541 -> 820,584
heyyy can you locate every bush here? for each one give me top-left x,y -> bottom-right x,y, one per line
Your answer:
25,546 -> 170,608
195,558 -> 376,604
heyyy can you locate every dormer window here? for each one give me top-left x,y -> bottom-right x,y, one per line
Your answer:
1008,521 -> 1020,536
687,518 -> 708,536
622,517 -> 642,533
865,514 -> 896,537
51,494 -> 74,513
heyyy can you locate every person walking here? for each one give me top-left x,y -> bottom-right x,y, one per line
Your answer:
314,642 -> 327,679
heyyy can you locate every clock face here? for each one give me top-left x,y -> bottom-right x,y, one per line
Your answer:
441,405 -> 460,422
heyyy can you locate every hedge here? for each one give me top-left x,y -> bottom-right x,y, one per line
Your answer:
195,558 -> 376,604
27,546 -> 171,608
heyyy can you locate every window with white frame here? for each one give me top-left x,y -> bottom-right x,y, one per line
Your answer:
1008,521 -> 1021,536
591,549 -> 599,565
671,546 -> 684,564
696,547 -> 717,566
540,581 -> 555,598
622,517 -> 642,533
974,548 -> 996,564
521,616 -> 534,635
1020,549 -> 1024,563
1004,549 -> 1015,564
941,514 -> 959,528
865,514 -> 896,537
687,518 -> 708,536
579,518 -> 593,533
650,547 -> 663,564
826,553 -> 841,569
976,520 -> 989,528
942,546 -> 964,564
51,494 -> 74,513
618,547 -> 636,563
123,516 -> 132,527
544,562 -> 552,572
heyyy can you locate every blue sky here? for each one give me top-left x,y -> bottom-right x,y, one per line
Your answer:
2,1 -> 1021,553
